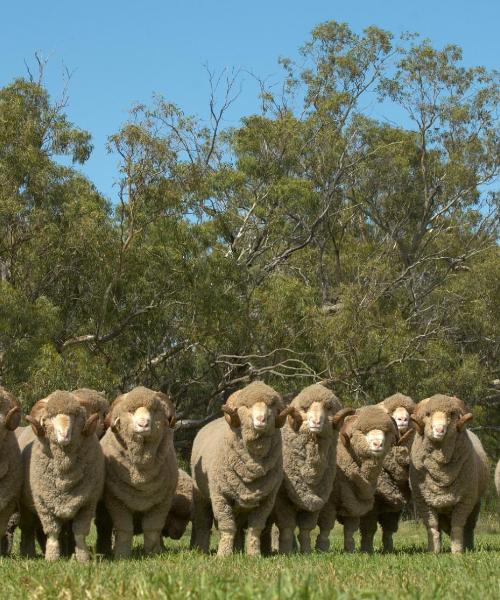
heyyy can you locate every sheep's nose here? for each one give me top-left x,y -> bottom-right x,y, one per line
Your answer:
435,425 -> 444,433
372,439 -> 382,448
138,417 -> 150,427
255,415 -> 265,423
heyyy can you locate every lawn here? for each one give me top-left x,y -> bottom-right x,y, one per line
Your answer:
1,517 -> 499,599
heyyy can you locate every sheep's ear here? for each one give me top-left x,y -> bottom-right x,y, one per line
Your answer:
329,407 -> 355,430
339,415 -> 356,448
221,405 -> 241,428
376,402 -> 389,413
5,406 -> 21,430
287,407 -> 303,432
167,415 -> 177,428
456,412 -> 473,431
397,428 -> 414,446
82,413 -> 99,437
26,415 -> 44,438
410,414 -> 424,435
275,405 -> 293,429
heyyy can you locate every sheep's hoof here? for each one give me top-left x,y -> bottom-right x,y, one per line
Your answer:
315,536 -> 330,552
75,549 -> 90,563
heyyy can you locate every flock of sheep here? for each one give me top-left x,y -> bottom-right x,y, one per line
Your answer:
0,381 -> 498,561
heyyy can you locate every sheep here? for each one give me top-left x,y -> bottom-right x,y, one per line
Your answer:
495,459 -> 500,498
4,390 -> 110,557
0,387 -> 22,555
316,406 -> 398,552
263,383 -> 354,554
359,393 -> 416,553
410,394 -> 489,553
99,386 -> 178,558
190,381 -> 291,556
19,391 -> 104,561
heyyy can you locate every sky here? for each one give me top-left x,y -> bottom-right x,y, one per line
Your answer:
2,0 -> 499,200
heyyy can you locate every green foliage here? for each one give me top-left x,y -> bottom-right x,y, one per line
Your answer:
0,22 -> 498,456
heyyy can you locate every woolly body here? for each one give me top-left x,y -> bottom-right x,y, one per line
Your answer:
317,406 -> 398,552
20,391 -> 104,561
267,384 -> 345,553
410,394 -> 489,553
359,394 -> 415,552
99,386 -> 178,557
191,381 -> 285,556
0,388 -> 22,555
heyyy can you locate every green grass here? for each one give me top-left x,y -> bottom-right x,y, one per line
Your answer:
1,517 -> 499,599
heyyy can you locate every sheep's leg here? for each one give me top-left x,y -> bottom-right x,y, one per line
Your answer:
278,527 -> 295,554
316,500 -> 335,552
245,493 -> 277,557
19,507 -> 36,558
72,505 -> 95,563
39,514 -> 62,562
233,525 -> 245,553
343,517 -> 359,553
95,501 -> 113,557
106,496 -> 134,559
260,522 -> 272,555
217,530 -> 236,556
142,503 -> 170,555
246,527 -> 263,556
190,487 -> 213,553
424,510 -> 441,553
296,511 -> 317,554
359,511 -> 377,553
450,508 -> 469,554
297,529 -> 313,554
379,511 -> 400,553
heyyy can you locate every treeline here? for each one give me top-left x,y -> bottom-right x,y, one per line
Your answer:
0,22 -> 498,453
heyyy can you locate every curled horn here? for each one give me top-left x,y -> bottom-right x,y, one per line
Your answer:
410,414 -> 424,435
275,404 -> 293,429
82,413 -> 99,437
287,406 -> 303,432
397,427 -> 414,446
5,406 -> 21,430
26,415 -> 44,438
329,407 -> 355,430
221,404 -> 241,428
339,414 -> 356,448
456,412 -> 473,431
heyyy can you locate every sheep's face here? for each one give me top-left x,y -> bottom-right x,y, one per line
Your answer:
365,429 -> 387,456
350,428 -> 390,458
46,413 -> 76,447
249,401 -> 273,432
131,406 -> 154,436
305,401 -> 327,433
392,407 -> 410,433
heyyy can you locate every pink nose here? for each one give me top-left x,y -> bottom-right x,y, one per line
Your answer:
435,426 -> 444,433
256,415 -> 265,423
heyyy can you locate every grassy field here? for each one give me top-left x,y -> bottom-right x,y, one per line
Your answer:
1,517 -> 499,600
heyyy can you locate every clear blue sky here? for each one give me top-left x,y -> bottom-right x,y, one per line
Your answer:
2,0 -> 499,199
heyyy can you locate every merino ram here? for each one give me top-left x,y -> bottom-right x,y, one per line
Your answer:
0,387 -> 22,555
98,386 -> 178,558
20,391 -> 104,561
410,394 -> 489,553
190,381 -> 291,556
316,406 -> 398,552
263,383 -> 353,553
359,393 -> 415,552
